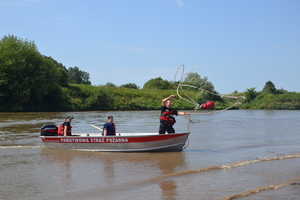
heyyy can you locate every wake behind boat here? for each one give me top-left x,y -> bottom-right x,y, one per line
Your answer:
40,124 -> 190,152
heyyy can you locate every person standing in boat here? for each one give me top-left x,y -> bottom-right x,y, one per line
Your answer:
58,116 -> 73,136
159,95 -> 190,134
103,116 -> 116,136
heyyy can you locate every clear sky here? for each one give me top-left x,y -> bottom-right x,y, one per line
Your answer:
1,0 -> 299,94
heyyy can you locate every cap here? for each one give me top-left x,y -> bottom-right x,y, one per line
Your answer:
66,116 -> 73,119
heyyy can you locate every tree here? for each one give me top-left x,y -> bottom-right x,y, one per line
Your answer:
183,72 -> 220,102
68,66 -> 91,85
263,81 -> 276,94
244,87 -> 258,102
120,83 -> 139,89
0,35 -> 59,111
143,77 -> 175,90
276,88 -> 287,94
44,56 -> 68,87
105,82 -> 117,87
80,71 -> 91,85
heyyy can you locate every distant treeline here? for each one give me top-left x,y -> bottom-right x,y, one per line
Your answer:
239,85 -> 300,110
0,35 -> 299,111
3,83 -> 297,112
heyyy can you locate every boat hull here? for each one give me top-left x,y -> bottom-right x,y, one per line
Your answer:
40,133 -> 190,152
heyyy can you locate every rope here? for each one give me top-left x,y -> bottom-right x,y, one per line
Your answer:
181,115 -> 190,151
174,65 -> 246,114
173,65 -> 246,139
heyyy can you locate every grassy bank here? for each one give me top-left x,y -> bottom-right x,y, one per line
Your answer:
240,92 -> 300,110
1,84 -> 299,112
55,84 -> 300,111
59,84 -> 199,111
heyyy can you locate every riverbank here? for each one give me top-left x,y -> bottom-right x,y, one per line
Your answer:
1,84 -> 299,112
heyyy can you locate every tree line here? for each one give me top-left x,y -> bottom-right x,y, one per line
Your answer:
0,34 -> 299,111
0,35 -> 91,111
239,81 -> 300,109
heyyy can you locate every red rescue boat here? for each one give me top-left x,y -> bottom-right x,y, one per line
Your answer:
40,124 -> 189,152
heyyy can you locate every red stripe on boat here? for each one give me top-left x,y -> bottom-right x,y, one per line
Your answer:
41,133 -> 187,144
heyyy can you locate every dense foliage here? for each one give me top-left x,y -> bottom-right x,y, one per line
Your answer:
240,90 -> 300,110
143,77 -> 176,90
239,81 -> 300,109
0,35 -> 61,111
68,66 -> 91,85
0,35 -> 90,111
55,84 -> 198,111
263,81 -> 276,94
120,83 -> 139,89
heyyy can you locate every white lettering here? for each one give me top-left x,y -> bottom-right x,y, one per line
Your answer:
89,138 -> 105,143
60,137 -> 128,143
105,138 -> 128,143
60,138 -> 89,143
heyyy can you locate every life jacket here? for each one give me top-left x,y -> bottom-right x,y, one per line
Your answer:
57,123 -> 63,135
57,123 -> 72,136
201,101 -> 214,109
160,110 -> 176,125
111,123 -> 116,135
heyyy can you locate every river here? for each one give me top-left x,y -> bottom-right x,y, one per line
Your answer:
0,110 -> 300,200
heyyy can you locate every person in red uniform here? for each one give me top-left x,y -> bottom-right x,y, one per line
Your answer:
159,95 -> 190,134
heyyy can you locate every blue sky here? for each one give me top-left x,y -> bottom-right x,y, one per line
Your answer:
1,0 -> 299,94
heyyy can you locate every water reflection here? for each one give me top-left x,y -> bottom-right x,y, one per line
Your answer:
160,180 -> 177,200
40,149 -> 186,199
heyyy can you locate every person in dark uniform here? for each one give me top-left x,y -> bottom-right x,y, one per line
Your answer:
103,116 -> 116,136
159,95 -> 190,134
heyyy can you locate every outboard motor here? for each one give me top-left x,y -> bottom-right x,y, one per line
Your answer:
40,124 -> 58,136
